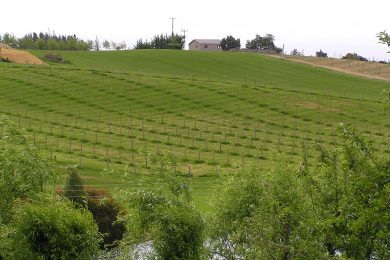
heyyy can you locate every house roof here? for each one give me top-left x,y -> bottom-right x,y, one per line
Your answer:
189,39 -> 221,45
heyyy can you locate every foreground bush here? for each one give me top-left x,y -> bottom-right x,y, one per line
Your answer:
208,124 -> 390,259
0,116 -> 55,223
86,188 -> 126,249
123,152 -> 205,259
8,196 -> 100,259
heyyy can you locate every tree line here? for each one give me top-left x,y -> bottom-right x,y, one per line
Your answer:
0,32 -> 127,51
134,33 -> 185,50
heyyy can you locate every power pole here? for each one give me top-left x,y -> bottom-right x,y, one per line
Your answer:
169,17 -> 176,36
181,29 -> 188,50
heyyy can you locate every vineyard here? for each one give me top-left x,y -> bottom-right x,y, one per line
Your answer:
1,50 -> 389,211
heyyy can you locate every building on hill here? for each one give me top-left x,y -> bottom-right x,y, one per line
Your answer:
188,39 -> 221,51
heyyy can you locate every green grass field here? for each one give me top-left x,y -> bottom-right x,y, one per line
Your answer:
1,50 -> 389,212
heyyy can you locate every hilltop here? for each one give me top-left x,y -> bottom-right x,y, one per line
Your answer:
29,49 -> 389,100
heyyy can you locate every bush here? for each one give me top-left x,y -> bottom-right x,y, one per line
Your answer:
63,166 -> 87,209
1,57 -> 11,62
123,152 -> 205,259
8,196 -> 100,259
43,53 -> 70,63
316,49 -> 328,57
154,203 -> 204,259
85,188 -> 126,249
0,116 -> 55,223
342,52 -> 368,61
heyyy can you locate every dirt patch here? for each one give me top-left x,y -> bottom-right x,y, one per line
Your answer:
269,55 -> 390,82
295,101 -> 340,112
298,101 -> 318,110
0,48 -> 45,65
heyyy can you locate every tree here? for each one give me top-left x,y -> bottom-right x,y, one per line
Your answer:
118,41 -> 127,50
134,39 -> 152,49
93,36 -> 100,51
246,34 -> 276,50
8,196 -> 100,259
303,124 -> 390,258
220,35 -> 240,51
0,116 -> 55,223
209,162 -> 323,259
103,39 -> 110,50
290,48 -> 301,56
35,38 -> 46,50
63,166 -> 87,209
66,37 -> 77,50
316,49 -> 328,57
377,30 -> 390,50
123,152 -> 204,259
47,38 -> 59,50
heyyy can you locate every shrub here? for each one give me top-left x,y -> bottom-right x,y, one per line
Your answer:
123,152 -> 205,259
43,53 -> 70,63
63,166 -> 87,209
85,188 -> 126,249
342,52 -> 368,61
0,116 -> 55,223
9,196 -> 100,259
316,49 -> 328,57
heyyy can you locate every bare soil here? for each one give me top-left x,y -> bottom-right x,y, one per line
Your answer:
0,48 -> 45,65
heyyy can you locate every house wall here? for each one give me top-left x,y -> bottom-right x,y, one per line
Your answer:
189,41 -> 221,51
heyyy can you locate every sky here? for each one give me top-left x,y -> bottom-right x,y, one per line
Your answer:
2,0 -> 389,60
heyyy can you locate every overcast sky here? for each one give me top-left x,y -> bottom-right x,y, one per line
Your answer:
2,0 -> 389,60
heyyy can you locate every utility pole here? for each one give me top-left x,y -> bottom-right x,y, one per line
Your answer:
181,29 -> 188,50
169,17 -> 176,36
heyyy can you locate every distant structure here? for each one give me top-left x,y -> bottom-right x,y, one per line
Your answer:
188,39 -> 221,51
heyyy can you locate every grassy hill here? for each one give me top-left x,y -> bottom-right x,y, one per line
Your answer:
1,50 -> 389,212
30,49 -> 389,100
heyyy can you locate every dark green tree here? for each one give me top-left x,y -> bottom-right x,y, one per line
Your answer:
246,34 -> 276,50
63,166 -> 87,209
220,35 -> 241,51
134,39 -> 152,49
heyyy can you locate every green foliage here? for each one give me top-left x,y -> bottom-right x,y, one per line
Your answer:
122,152 -> 204,259
245,34 -> 277,51
135,34 -> 185,50
209,162 -> 324,259
220,35 -> 241,51
305,124 -> 390,258
0,116 -> 55,223
8,196 -> 100,259
85,188 -> 126,249
377,30 -> 390,51
11,31 -> 94,51
63,165 -> 87,209
209,125 -> 390,259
